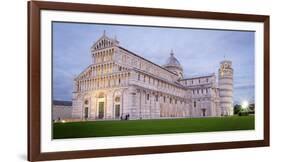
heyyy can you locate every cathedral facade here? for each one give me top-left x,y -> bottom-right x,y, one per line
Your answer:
72,32 -> 234,120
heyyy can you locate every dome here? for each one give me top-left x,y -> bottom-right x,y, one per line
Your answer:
163,50 -> 183,70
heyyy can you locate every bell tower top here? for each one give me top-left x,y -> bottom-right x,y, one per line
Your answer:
219,60 -> 233,78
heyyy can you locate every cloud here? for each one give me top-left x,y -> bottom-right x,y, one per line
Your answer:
52,22 -> 255,103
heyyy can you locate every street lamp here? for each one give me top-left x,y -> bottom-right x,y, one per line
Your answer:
239,100 -> 249,116
241,100 -> 249,110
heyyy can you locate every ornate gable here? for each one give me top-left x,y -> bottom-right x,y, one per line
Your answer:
91,30 -> 119,51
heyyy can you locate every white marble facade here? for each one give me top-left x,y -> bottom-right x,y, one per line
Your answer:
72,31 -> 234,120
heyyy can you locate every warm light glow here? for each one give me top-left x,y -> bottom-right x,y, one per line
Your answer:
61,120 -> 66,123
241,101 -> 249,109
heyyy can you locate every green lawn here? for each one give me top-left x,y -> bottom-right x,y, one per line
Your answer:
53,116 -> 254,139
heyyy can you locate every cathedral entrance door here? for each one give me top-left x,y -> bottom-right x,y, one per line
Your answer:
201,109 -> 206,117
98,102 -> 104,119
115,104 -> 120,119
84,107 -> 89,119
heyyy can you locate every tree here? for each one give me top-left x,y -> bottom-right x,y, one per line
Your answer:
234,104 -> 242,115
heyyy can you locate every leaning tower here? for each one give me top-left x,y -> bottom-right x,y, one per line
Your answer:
218,60 -> 234,116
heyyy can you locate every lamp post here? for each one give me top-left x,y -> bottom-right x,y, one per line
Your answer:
240,100 -> 249,116
241,101 -> 249,110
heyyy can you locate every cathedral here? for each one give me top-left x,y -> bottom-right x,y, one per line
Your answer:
72,31 -> 234,120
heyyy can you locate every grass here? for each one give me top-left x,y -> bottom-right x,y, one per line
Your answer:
53,115 -> 255,139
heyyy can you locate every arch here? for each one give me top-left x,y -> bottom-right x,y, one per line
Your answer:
81,93 -> 92,120
112,89 -> 123,119
114,96 -> 121,119
95,91 -> 106,119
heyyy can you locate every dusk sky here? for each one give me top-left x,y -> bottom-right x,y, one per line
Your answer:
53,22 -> 255,104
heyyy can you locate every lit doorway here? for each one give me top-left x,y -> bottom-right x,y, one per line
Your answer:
115,104 -> 120,119
98,102 -> 104,119
201,108 -> 206,117
114,96 -> 121,119
97,92 -> 105,119
84,107 -> 89,119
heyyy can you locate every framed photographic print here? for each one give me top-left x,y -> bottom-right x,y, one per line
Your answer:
28,1 -> 270,161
